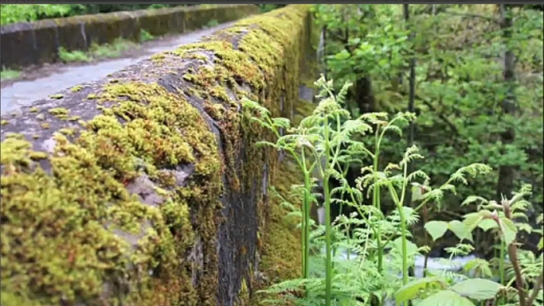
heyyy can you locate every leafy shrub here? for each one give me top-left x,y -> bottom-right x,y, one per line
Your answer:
244,76 -> 543,306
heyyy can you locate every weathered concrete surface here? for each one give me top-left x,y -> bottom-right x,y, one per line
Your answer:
0,4 -> 258,69
1,21 -> 236,115
0,5 -> 315,306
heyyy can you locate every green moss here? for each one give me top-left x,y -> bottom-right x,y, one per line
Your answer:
1,4 -> 315,305
30,107 -> 39,113
204,102 -> 226,120
1,81 -> 222,305
48,107 -> 70,120
70,85 -> 83,92
59,128 -> 76,136
170,6 -> 314,301
49,94 -> 64,99
151,53 -> 166,63
1,119 -> 7,126
252,97 -> 315,302
260,161 -> 303,282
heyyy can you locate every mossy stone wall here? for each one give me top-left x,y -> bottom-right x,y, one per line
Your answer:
0,5 -> 314,306
0,4 -> 258,69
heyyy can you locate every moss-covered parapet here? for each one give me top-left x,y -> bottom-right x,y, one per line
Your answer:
0,4 -> 314,306
0,4 -> 258,69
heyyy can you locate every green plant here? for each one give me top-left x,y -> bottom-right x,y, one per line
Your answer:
139,29 -> 154,42
244,76 -> 542,306
206,19 -> 219,28
57,39 -> 139,63
258,4 -> 286,13
314,4 -> 543,261
0,68 -> 20,81
398,185 -> 543,306
89,39 -> 138,58
58,47 -> 91,63
0,4 -> 184,26
0,4 -> 75,25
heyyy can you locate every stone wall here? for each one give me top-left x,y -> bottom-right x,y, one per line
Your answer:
0,4 -> 258,69
0,5 -> 314,306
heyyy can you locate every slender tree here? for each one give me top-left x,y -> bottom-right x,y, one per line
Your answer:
496,4 -> 517,199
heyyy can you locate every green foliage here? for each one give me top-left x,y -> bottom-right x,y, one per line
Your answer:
258,4 -> 287,13
0,4 -> 76,25
0,68 -> 20,81
0,4 -> 191,26
58,47 -> 91,63
139,30 -> 154,43
246,76 -> 543,306
314,4 -> 543,259
58,39 -> 139,63
206,19 -> 219,28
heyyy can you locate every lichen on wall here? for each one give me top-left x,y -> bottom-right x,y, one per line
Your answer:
0,4 -> 315,306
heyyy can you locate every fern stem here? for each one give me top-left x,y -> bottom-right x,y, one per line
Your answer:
498,238 -> 505,304
302,165 -> 311,281
373,129 -> 384,274
323,115 -> 333,306
301,148 -> 311,278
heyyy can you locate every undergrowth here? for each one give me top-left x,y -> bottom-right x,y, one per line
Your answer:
0,67 -> 20,81
58,38 -> 140,63
242,76 -> 543,306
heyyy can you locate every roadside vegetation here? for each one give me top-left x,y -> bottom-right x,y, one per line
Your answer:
246,4 -> 543,306
0,4 -> 283,26
57,38 -> 141,63
0,68 -> 20,82
0,4 -> 190,25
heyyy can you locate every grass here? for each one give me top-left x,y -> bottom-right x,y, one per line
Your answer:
0,68 -> 20,81
205,19 -> 219,28
58,38 -> 141,63
139,29 -> 154,42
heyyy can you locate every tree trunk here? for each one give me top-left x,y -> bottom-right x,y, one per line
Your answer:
497,4 -> 517,199
404,4 -> 417,206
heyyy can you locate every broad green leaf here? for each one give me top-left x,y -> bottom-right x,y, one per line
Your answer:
418,290 -> 474,306
425,221 -> 449,241
478,218 -> 498,232
449,220 -> 473,242
395,277 -> 444,304
538,237 -> 543,250
451,278 -> 502,301
463,212 -> 484,232
499,217 -> 518,245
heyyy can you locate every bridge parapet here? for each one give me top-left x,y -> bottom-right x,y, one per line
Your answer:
0,4 -> 258,69
0,5 -> 314,306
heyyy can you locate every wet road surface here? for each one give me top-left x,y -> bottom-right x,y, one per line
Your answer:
1,21 -> 235,115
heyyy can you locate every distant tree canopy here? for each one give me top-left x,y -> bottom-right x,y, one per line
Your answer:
0,4 -> 288,26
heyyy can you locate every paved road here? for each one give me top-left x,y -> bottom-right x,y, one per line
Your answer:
1,21 -> 235,115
